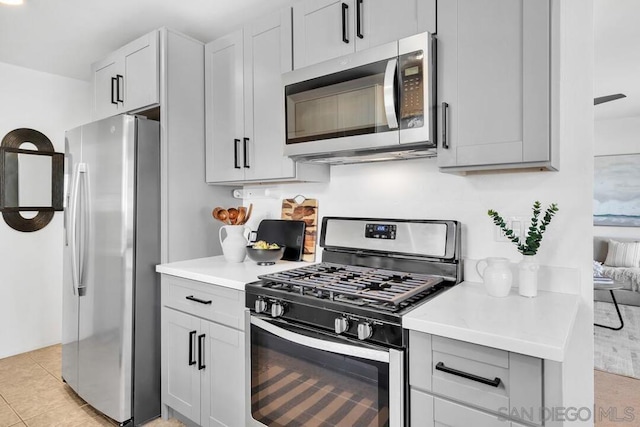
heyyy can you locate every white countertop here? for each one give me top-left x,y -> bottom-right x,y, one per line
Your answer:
156,255 -> 310,291
402,281 -> 580,362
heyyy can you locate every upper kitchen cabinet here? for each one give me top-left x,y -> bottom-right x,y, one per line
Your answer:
91,31 -> 160,121
205,9 -> 328,184
436,0 -> 556,172
292,0 -> 435,69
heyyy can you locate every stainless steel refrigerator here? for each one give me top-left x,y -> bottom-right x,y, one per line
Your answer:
62,114 -> 160,425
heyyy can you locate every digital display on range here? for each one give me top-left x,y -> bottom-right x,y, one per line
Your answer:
365,223 -> 396,240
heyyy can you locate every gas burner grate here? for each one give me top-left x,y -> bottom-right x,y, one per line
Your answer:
258,262 -> 444,306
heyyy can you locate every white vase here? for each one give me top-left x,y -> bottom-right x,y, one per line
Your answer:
219,225 -> 251,263
518,255 -> 540,297
476,257 -> 513,297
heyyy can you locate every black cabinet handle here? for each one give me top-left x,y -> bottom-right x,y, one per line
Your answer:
441,102 -> 449,149
342,3 -> 349,44
198,334 -> 206,370
243,137 -> 250,168
111,77 -> 118,105
185,295 -> 212,305
188,330 -> 196,366
356,0 -> 364,39
233,139 -> 241,169
116,74 -> 124,103
435,362 -> 501,388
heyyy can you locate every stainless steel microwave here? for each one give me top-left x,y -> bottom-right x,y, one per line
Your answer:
283,32 -> 435,164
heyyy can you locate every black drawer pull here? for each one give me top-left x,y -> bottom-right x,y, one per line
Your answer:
198,334 -> 206,370
188,330 -> 196,366
435,362 -> 502,388
186,295 -> 212,305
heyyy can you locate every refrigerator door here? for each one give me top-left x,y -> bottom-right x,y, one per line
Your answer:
77,115 -> 136,423
61,126 -> 82,392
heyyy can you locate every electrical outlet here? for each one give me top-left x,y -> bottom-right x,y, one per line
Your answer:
495,217 -> 523,243
231,188 -> 280,199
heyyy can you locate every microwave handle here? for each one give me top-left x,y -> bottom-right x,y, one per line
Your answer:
383,59 -> 399,130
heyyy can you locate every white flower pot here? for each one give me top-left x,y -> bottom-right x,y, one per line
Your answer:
518,255 -> 539,297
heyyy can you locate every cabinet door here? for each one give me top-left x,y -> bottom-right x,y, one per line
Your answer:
92,57 -> 120,121
293,0 -> 355,69
121,31 -> 159,112
355,0 -> 435,51
201,321 -> 245,427
243,10 -> 296,181
205,30 -> 245,183
436,0 -> 550,169
162,308 -> 202,424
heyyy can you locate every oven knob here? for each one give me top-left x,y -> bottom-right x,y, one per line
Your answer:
334,317 -> 349,334
271,302 -> 285,318
254,299 -> 268,314
357,322 -> 373,340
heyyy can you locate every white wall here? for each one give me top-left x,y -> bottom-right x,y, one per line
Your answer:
0,61 -> 90,358
594,115 -> 640,239
244,0 -> 594,418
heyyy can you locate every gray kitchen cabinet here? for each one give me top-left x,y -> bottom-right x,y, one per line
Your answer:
205,9 -> 328,185
409,331 -> 545,427
436,0 -> 555,172
161,275 -> 245,427
91,30 -> 159,121
293,0 -> 435,69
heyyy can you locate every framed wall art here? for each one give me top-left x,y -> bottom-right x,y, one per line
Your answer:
594,154 -> 640,227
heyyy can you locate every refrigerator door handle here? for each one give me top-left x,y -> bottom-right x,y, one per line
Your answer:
69,164 -> 83,295
78,164 -> 91,295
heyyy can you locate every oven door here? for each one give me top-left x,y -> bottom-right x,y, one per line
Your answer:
246,314 -> 404,427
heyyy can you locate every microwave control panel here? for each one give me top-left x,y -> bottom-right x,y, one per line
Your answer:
399,50 -> 425,129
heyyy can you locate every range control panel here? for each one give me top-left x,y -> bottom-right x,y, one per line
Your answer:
365,223 -> 397,240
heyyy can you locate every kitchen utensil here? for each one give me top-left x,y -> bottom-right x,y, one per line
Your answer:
219,225 -> 251,262
236,207 -> 246,225
228,208 -> 239,225
254,219 -> 305,261
246,245 -> 286,265
281,196 -> 318,262
213,208 -> 230,224
245,203 -> 253,223
476,257 -> 513,297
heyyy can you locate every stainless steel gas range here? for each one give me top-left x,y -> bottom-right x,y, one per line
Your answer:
245,217 -> 462,427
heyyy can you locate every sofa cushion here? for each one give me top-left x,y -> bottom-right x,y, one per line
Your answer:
604,239 -> 640,268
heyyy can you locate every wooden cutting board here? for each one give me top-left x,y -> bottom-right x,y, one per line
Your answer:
281,197 -> 318,262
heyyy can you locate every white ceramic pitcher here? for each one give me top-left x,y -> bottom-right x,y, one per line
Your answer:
219,225 -> 251,263
476,257 -> 513,297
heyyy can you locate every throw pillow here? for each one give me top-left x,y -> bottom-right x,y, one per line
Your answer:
604,239 -> 640,268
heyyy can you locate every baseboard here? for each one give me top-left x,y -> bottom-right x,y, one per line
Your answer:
595,289 -> 640,307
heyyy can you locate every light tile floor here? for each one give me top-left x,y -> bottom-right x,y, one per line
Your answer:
0,344 -> 184,427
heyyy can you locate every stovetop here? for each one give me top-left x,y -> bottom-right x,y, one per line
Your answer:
245,217 -> 462,348
257,262 -> 444,311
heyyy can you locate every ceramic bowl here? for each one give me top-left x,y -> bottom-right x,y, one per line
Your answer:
246,246 -> 286,265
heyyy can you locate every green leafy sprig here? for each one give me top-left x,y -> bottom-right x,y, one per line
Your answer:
488,201 -> 559,256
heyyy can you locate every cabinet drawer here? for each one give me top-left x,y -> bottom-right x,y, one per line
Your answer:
409,331 -> 542,424
161,275 -> 245,330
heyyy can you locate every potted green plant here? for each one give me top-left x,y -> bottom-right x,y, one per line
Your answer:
487,201 -> 559,297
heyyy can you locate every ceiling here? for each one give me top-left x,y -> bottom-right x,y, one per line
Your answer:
0,0 -> 292,81
0,0 -> 637,121
594,0 -> 640,120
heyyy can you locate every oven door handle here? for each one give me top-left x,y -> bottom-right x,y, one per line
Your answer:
251,316 -> 390,363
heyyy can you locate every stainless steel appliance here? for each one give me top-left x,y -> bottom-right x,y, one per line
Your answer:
246,217 -> 461,427
283,32 -> 435,164
62,115 -> 160,426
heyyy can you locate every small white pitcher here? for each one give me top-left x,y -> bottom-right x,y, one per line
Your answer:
476,257 -> 513,297
219,225 -> 251,263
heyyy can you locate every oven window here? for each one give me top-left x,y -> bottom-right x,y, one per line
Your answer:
251,323 -> 390,427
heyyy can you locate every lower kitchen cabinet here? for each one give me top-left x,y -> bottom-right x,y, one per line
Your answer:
161,275 -> 245,427
409,331 -> 545,427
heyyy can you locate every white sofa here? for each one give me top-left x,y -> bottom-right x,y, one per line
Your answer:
594,236 -> 640,306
